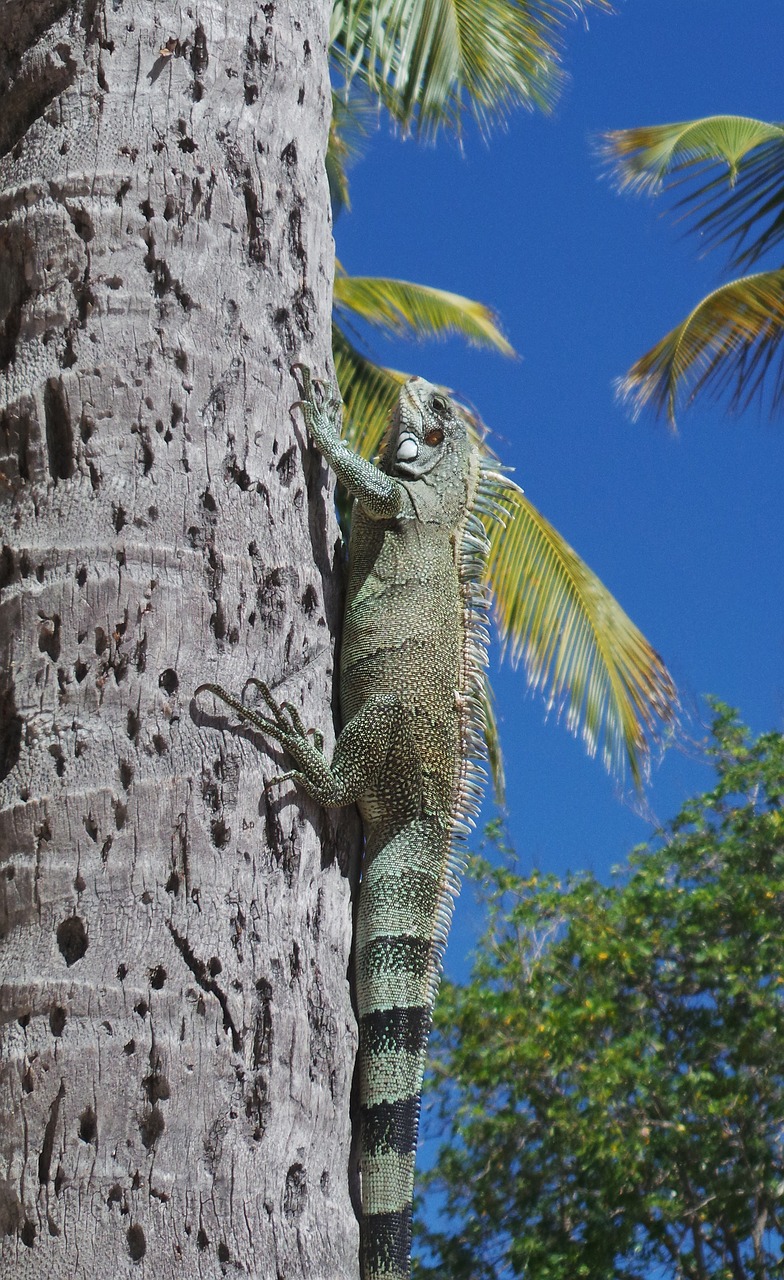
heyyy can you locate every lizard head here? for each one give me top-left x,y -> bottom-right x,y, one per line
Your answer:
381,377 -> 473,484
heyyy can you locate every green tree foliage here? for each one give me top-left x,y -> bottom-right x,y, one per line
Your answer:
417,703 -> 784,1280
601,116 -> 784,427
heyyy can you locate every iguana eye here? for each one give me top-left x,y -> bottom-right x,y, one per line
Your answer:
424,427 -> 444,446
430,394 -> 449,414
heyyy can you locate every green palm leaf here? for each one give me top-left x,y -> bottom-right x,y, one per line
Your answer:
333,322 -> 408,457
327,91 -> 374,216
332,265 -> 515,455
486,479 -> 677,786
600,115 -> 784,271
331,0 -> 612,138
480,667 -> 506,806
334,269 -> 515,355
616,269 -> 784,428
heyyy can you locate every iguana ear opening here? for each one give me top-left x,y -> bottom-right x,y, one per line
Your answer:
396,434 -> 420,463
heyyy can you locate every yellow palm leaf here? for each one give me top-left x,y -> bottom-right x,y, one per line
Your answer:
600,115 -> 784,271
333,323 -> 408,458
486,479 -> 677,786
334,268 -> 515,356
601,115 -> 784,193
617,270 -> 784,428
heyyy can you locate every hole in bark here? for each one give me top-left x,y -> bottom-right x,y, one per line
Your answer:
276,446 -> 297,486
139,1107 -> 164,1150
126,709 -> 139,740
217,1242 -> 230,1263
117,963 -> 128,980
127,1223 -> 146,1261
124,1040 -> 136,1055
119,760 -> 133,790
196,1228 -> 209,1251
74,659 -> 88,683
37,615 -> 61,661
134,1000 -> 148,1019
149,965 -> 166,989
191,24 -> 208,74
0,678 -> 23,783
143,1070 -> 170,1103
284,1164 -> 307,1218
210,817 -> 230,849
49,1006 -> 67,1036
159,668 -> 178,695
43,378 -> 74,481
20,1221 -> 36,1247
78,1106 -> 97,1143
69,206 -> 94,242
56,916 -> 87,966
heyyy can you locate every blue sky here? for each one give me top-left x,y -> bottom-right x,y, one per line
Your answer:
336,0 -> 784,969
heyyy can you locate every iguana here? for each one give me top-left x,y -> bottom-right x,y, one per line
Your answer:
197,365 -> 511,1280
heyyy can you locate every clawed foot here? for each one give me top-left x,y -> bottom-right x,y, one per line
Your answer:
195,679 -> 324,789
290,362 -> 343,447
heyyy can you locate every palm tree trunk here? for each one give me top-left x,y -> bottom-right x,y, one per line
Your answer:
0,3 -> 359,1276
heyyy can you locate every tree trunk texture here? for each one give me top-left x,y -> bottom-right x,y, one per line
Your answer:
0,3 -> 360,1278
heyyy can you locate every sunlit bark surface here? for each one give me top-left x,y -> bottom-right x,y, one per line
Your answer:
0,3 -> 359,1276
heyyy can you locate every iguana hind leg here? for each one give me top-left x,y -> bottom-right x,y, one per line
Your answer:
196,681 -> 419,816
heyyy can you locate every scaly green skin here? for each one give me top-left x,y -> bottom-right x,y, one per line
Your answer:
198,366 -> 501,1280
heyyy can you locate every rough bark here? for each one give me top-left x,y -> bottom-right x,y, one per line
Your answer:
0,3 -> 359,1277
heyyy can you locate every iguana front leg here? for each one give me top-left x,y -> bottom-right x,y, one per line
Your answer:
291,364 -> 403,520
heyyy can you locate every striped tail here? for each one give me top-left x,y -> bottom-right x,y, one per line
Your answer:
356,823 -> 456,1280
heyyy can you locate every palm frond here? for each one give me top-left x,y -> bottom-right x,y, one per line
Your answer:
600,115 -> 784,270
617,269 -> 784,428
331,0 -> 613,139
332,321 -> 408,457
327,90 -> 376,217
334,267 -> 516,356
480,667 -> 506,806
486,479 -> 677,786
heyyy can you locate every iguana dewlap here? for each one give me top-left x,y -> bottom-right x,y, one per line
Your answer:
198,367 -> 507,1280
